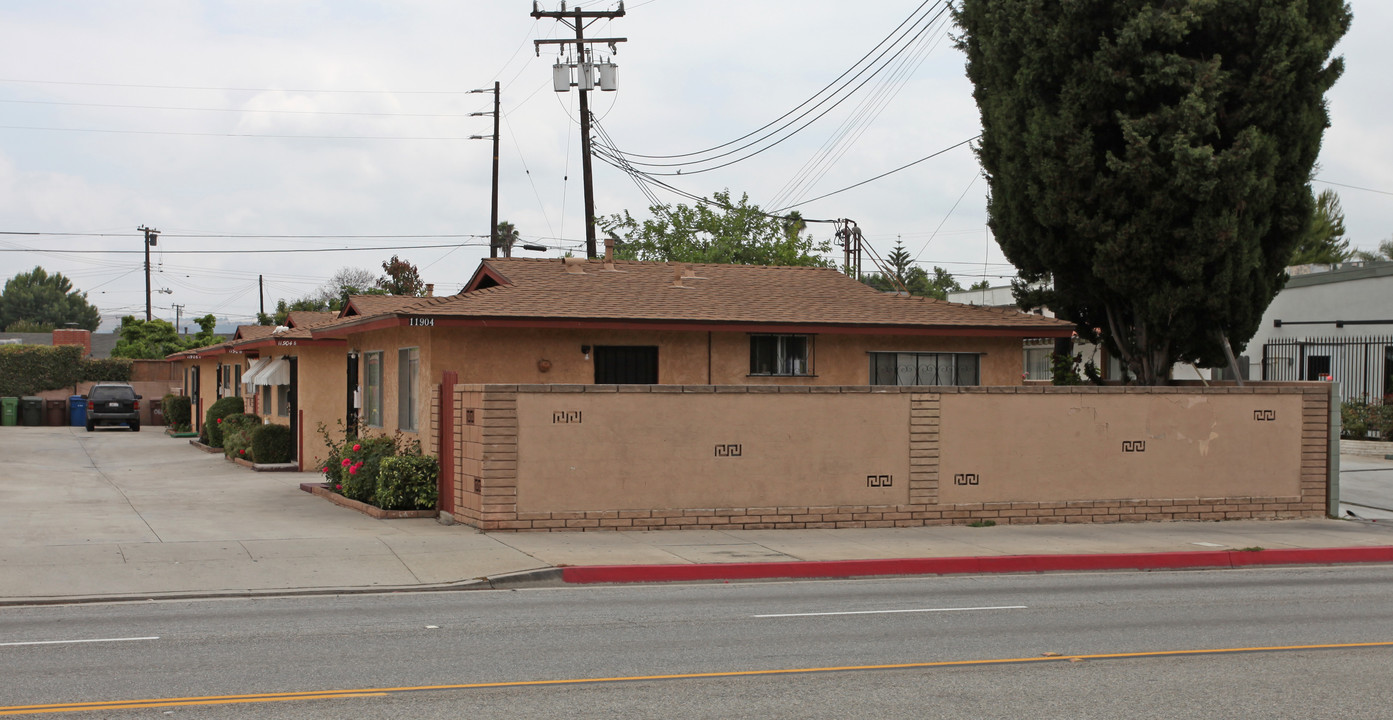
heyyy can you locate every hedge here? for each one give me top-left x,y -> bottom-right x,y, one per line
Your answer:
0,345 -> 132,397
204,396 -> 247,448
252,423 -> 294,464
221,413 -> 262,460
163,395 -> 191,429
376,455 -> 439,511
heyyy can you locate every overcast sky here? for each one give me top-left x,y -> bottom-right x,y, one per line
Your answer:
0,1 -> 1387,332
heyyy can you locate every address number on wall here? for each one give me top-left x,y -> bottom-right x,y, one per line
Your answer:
410,317 -> 435,327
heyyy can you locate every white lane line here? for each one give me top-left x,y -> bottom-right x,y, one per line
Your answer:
0,636 -> 159,648
754,606 -> 1026,618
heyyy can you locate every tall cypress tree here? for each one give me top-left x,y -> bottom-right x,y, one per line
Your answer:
955,0 -> 1351,383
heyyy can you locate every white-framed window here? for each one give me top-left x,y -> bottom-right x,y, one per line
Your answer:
364,351 -> 383,427
398,347 -> 420,432
1023,341 -> 1053,381
749,334 -> 812,376
868,352 -> 981,386
262,385 -> 272,416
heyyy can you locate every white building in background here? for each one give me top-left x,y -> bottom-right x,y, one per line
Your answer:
1250,261 -> 1393,402
947,285 -> 1211,382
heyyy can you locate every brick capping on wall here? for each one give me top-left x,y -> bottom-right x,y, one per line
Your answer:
445,383 -> 1333,532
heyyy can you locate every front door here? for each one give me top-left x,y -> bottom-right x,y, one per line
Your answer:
288,357 -> 299,464
594,346 -> 659,384
346,353 -> 359,436
190,367 -> 201,432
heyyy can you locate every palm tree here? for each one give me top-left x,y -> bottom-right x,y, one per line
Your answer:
495,221 -> 521,258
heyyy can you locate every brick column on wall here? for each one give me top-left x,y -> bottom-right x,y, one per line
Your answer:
908,393 -> 940,513
481,386 -> 521,529
1303,386 -> 1333,516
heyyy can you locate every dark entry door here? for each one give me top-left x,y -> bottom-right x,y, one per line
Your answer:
346,353 -> 359,436
288,357 -> 299,462
594,346 -> 658,384
190,367 -> 201,432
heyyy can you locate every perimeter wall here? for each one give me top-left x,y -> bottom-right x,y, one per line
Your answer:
430,383 -> 1334,531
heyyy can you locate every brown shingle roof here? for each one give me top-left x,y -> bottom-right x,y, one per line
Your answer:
383,258 -> 1071,331
232,325 -> 275,341
286,311 -> 336,328
343,295 -> 425,317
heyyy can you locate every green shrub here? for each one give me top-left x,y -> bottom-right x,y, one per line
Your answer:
163,395 -> 191,430
252,423 -> 294,464
221,413 -> 262,460
0,345 -> 134,397
338,436 -> 397,504
204,396 -> 247,448
376,455 -> 439,511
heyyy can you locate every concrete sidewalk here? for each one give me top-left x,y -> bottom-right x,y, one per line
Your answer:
3,426 -> 1393,605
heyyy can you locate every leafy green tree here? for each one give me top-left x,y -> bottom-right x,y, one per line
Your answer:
0,266 -> 102,332
968,280 -> 992,292
184,314 -> 219,349
955,0 -> 1350,384
377,255 -> 424,296
602,190 -> 833,266
1290,189 -> 1351,265
111,316 -> 186,359
495,221 -> 521,258
860,242 -> 963,299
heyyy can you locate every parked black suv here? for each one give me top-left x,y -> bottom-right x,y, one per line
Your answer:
85,384 -> 142,432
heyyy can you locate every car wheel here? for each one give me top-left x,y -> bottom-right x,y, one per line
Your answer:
85,422 -> 94,432
130,421 -> 140,432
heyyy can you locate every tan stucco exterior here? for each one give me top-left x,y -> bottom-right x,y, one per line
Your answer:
247,343 -> 346,471
347,324 -> 1030,442
445,383 -> 1334,531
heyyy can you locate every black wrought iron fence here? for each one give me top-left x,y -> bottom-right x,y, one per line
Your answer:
1261,335 -> 1393,403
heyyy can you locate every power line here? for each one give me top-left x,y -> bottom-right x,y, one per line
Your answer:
773,136 -> 979,212
607,0 -> 944,163
0,125 -> 478,141
0,242 -> 492,255
0,78 -> 480,94
0,98 -> 485,118
1314,178 -> 1393,197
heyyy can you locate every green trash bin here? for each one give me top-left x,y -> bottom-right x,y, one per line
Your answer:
1,397 -> 16,426
19,396 -> 43,426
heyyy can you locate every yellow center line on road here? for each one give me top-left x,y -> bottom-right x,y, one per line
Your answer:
4,641 -> 1391,716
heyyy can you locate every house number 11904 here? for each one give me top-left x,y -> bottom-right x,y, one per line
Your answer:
409,318 -> 435,327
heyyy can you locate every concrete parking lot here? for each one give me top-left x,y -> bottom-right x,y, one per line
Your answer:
2,426 -> 1392,604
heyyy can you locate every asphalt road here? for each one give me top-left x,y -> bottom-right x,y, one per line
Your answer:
4,566 -> 1393,718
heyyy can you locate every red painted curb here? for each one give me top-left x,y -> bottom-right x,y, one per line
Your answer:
559,546 -> 1393,584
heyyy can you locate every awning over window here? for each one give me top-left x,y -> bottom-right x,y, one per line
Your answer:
249,357 -> 291,387
240,357 -> 269,385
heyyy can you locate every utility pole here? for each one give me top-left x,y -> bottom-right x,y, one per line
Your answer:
138,226 -> 159,321
469,83 -> 502,258
533,1 -> 626,259
258,275 -> 265,318
173,304 -> 185,334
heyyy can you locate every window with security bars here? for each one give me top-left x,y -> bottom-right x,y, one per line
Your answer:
749,334 -> 812,376
868,352 -> 981,386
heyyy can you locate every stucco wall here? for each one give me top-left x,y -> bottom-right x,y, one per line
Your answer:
250,344 -> 347,471
937,391 -> 1304,504
448,383 -> 1333,531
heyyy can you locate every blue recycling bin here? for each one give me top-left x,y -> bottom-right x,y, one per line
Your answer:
69,395 -> 87,427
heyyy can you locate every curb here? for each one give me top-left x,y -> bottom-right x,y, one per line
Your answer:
559,546 -> 1393,584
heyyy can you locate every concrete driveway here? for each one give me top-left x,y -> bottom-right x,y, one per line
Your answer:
1340,454 -> 1393,521
0,426 -> 544,599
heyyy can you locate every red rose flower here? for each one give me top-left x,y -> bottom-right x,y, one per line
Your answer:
216,418 -> 222,424
352,443 -> 361,452
341,458 -> 351,467
349,465 -> 358,475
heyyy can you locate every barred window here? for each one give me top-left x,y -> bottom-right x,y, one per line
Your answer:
868,352 -> 981,386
